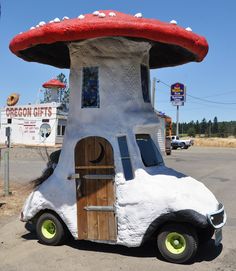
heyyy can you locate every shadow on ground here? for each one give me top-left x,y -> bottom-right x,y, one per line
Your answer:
22,227 -> 222,263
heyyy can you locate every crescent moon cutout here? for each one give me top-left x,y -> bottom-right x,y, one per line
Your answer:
90,143 -> 105,164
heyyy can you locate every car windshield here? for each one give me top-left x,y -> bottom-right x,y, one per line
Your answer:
136,134 -> 163,167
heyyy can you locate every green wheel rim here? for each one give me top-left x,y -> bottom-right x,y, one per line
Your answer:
165,232 -> 186,254
41,220 -> 56,239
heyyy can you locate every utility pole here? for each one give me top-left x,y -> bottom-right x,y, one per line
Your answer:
152,77 -> 156,109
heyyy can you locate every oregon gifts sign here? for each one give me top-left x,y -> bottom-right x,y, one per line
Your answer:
6,105 -> 53,118
170,82 -> 186,106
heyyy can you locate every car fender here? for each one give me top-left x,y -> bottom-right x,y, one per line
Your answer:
141,209 -> 209,244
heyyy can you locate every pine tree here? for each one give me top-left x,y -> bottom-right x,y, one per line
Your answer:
200,118 -> 207,135
195,120 -> 200,135
212,116 -> 219,135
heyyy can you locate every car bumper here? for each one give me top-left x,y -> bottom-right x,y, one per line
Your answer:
207,203 -> 226,229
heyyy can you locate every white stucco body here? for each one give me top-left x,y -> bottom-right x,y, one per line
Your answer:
21,37 -> 219,246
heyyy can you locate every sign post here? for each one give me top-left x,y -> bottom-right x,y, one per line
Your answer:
170,83 -> 186,137
4,127 -> 11,196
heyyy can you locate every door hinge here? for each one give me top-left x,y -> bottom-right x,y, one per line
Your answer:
67,173 -> 80,180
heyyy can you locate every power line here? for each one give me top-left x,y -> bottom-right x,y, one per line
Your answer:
156,79 -> 236,105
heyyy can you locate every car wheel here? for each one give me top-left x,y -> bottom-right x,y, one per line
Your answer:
157,223 -> 198,264
180,143 -> 185,149
36,212 -> 65,246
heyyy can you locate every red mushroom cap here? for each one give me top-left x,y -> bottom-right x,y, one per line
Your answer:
42,79 -> 66,89
9,10 -> 209,69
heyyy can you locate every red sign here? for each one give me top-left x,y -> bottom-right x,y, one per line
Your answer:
6,106 -> 52,118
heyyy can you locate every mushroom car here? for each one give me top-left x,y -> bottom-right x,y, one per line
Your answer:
10,10 -> 226,264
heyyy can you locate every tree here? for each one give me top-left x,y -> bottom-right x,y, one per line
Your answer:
233,127 -> 236,138
218,122 -> 227,138
57,73 -> 70,105
200,118 -> 207,135
187,127 -> 196,137
207,120 -> 212,137
195,120 -> 200,135
212,116 -> 218,135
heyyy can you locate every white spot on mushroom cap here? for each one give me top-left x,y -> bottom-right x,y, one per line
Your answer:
109,12 -> 116,17
93,11 -> 99,16
170,20 -> 177,25
185,27 -> 192,32
36,25 -> 40,28
30,26 -> 36,30
62,16 -> 69,20
54,18 -> 60,23
19,32 -> 23,34
98,12 -> 106,18
49,20 -> 54,23
39,21 -> 46,27
78,14 -> 85,20
134,13 -> 142,18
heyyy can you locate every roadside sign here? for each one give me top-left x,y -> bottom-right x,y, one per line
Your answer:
172,100 -> 184,106
170,82 -> 186,106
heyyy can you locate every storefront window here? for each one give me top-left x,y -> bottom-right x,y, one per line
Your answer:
136,134 -> 163,167
82,67 -> 99,108
57,125 -> 66,136
117,136 -> 134,181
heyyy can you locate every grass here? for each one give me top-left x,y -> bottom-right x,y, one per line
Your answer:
193,137 -> 236,148
0,181 -> 33,217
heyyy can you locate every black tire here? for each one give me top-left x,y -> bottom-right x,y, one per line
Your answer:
36,212 -> 65,246
25,221 -> 36,233
180,143 -> 185,149
157,223 -> 198,264
198,226 -> 215,243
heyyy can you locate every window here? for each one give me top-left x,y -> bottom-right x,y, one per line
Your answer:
117,136 -> 134,181
140,65 -> 150,103
42,119 -> 49,123
82,67 -> 99,108
7,119 -> 12,124
136,134 -> 163,167
61,125 -> 65,136
57,125 -> 66,136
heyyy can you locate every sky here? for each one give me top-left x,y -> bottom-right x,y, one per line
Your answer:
0,0 -> 236,122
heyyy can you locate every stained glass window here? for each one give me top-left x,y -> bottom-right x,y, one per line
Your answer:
141,65 -> 150,103
82,67 -> 99,108
117,136 -> 134,181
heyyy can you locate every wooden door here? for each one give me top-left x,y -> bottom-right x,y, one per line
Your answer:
74,136 -> 117,241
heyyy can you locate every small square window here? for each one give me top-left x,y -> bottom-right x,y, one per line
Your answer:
7,119 -> 12,124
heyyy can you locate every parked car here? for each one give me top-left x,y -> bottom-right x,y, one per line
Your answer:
171,135 -> 194,150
